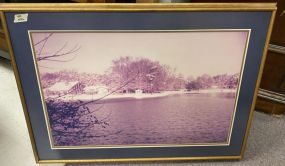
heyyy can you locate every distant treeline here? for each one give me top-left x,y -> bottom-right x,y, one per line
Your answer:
185,73 -> 239,91
40,56 -> 239,93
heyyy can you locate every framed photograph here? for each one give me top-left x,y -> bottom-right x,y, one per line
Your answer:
0,3 -> 276,163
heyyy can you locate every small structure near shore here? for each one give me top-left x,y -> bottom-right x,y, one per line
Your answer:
135,89 -> 143,94
44,81 -> 84,96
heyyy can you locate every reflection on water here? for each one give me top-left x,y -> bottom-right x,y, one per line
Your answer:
55,92 -> 236,146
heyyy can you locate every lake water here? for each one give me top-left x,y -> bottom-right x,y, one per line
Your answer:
55,92 -> 236,146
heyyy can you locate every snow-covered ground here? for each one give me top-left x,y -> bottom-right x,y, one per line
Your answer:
48,88 -> 236,101
190,88 -> 236,94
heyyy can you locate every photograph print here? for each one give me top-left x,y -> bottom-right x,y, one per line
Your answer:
29,30 -> 249,148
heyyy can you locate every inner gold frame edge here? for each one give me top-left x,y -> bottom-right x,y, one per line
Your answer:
28,29 -> 250,150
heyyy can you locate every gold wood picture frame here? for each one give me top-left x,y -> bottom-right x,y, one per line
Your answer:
0,3 -> 276,163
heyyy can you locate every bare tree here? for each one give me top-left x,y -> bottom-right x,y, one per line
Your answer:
33,33 -> 126,145
34,33 -> 81,62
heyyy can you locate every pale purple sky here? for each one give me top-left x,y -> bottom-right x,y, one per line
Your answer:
30,31 -> 248,78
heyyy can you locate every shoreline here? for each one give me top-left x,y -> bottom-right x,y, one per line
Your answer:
47,88 -> 236,101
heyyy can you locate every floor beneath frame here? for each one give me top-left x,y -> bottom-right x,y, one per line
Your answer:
0,57 -> 284,166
